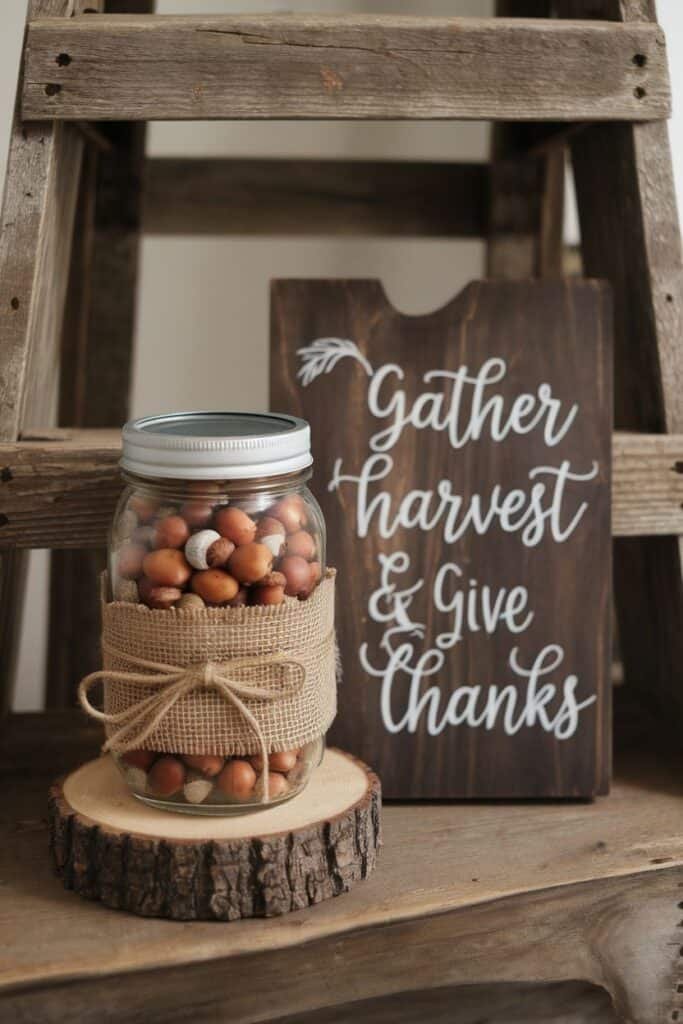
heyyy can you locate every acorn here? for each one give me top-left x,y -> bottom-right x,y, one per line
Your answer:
184,529 -> 234,570
280,555 -> 313,597
182,754 -> 224,777
214,506 -> 257,546
144,585 -> 183,610
251,749 -> 299,773
183,776 -> 214,804
191,568 -> 239,605
228,542 -> 273,585
250,570 -> 286,606
216,759 -> 256,800
148,756 -> 186,797
153,514 -> 190,550
180,500 -> 215,530
142,548 -> 192,588
255,516 -> 286,558
268,495 -> 307,533
261,771 -> 289,799
177,592 -> 206,610
121,748 -> 156,771
285,530 -> 316,561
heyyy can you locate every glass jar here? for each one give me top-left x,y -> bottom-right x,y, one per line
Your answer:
107,412 -> 327,814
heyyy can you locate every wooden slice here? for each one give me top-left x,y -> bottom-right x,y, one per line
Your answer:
49,749 -> 381,921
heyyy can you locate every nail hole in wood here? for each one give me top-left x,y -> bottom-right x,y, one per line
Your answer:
673,1013 -> 679,1021
0,468 -> 12,483
55,53 -> 71,67
0,514 -> 8,528
634,86 -> 647,99
10,297 -> 19,311
678,983 -> 683,993
673,461 -> 683,473
632,53 -> 647,67
666,293 -> 674,302
44,83 -> 61,97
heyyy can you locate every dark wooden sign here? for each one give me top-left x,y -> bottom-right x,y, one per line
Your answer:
271,279 -> 612,799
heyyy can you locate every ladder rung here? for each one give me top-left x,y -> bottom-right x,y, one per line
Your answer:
143,159 -> 489,238
22,14 -> 669,123
0,429 -> 680,549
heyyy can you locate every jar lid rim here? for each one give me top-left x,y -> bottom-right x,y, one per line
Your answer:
121,411 -> 312,480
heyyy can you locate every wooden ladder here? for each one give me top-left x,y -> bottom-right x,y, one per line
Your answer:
1,2 -> 683,1020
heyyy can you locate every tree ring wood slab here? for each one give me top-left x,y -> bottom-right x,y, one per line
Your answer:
48,749 -> 381,920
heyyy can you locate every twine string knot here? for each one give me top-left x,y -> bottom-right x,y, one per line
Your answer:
78,641 -> 311,803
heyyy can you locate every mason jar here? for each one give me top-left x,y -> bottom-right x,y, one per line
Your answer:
105,412 -> 328,814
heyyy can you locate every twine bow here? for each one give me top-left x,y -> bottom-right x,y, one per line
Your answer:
78,640 -> 307,803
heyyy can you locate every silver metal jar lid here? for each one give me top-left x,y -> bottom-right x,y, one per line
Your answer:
121,412 -> 312,481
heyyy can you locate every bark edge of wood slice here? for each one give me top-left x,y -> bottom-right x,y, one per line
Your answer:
48,748 -> 381,920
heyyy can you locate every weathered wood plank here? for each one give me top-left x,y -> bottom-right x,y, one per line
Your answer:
143,158 -> 488,238
0,430 -> 679,550
559,0 -> 683,764
47,0 -> 151,709
0,429 -> 120,550
1,710 -> 681,1023
0,0 -> 97,716
612,432 -> 683,536
21,14 -> 669,122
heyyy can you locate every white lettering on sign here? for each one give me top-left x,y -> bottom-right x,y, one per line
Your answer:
297,339 -> 599,741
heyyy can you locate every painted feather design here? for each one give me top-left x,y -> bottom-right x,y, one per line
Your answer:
296,338 -> 373,387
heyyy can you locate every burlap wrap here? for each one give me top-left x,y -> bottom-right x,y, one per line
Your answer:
84,569 -> 336,757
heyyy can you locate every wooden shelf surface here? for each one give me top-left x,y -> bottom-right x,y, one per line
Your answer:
22,14 -> 669,123
1,711 -> 682,1022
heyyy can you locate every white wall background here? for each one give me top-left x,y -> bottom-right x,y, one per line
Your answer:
0,1 -> 680,708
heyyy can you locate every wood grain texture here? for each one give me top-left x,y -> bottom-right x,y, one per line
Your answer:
559,1 -> 683,758
49,750 -> 381,921
0,0 -> 96,716
47,0 -> 152,711
0,428 -> 677,551
143,158 -> 488,238
21,14 -> 670,122
271,279 -> 612,798
1,710 -> 682,1023
274,982 -> 618,1024
487,2 -> 565,279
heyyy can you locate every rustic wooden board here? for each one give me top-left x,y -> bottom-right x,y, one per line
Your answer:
143,158 -> 488,238
558,0 -> 683,753
271,279 -> 612,798
48,0 -> 152,710
49,749 -> 381,921
1,710 -> 682,1023
21,14 -> 669,122
0,0 -> 99,716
